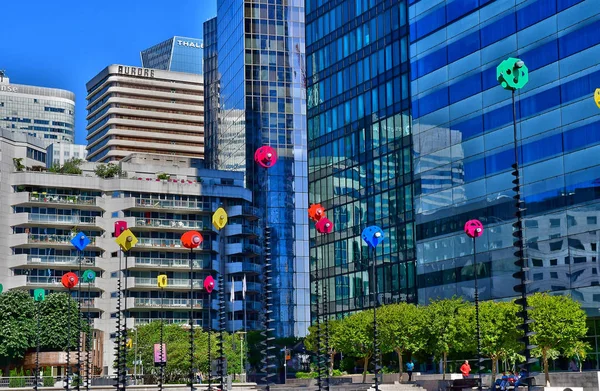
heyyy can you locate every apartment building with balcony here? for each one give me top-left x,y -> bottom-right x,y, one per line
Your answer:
85,65 -> 204,162
0,132 -> 261,374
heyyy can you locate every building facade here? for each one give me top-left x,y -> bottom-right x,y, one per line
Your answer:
0,75 -> 75,147
205,0 -> 310,337
409,0 -> 600,363
1,132 -> 260,373
141,36 -> 204,75
85,65 -> 204,162
306,0 -> 416,320
46,142 -> 88,167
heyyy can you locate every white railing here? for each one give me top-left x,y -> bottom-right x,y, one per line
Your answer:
134,298 -> 203,308
29,193 -> 97,206
135,198 -> 212,211
27,255 -> 96,266
27,234 -> 97,245
27,213 -> 97,225
134,218 -> 205,230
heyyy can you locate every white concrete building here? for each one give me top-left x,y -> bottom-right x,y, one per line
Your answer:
85,65 -> 204,162
1,131 -> 261,374
46,142 -> 88,167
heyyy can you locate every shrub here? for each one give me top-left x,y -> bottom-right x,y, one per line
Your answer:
94,163 -> 126,179
43,367 -> 54,387
9,368 -> 25,388
295,371 -> 318,379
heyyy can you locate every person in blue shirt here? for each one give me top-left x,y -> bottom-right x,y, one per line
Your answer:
406,360 -> 415,382
514,370 -> 527,389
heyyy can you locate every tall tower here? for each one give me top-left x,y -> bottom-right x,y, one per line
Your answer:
205,0 -> 310,337
306,0 -> 416,319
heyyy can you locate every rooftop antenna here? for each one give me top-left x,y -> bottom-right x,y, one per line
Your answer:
0,70 -> 5,82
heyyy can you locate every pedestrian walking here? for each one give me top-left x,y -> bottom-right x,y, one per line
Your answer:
406,360 -> 414,382
460,360 -> 471,379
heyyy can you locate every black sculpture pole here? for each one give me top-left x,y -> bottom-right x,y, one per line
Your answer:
473,237 -> 482,391
86,280 -> 92,391
35,298 -> 41,391
371,245 -> 380,391
314,264 -> 322,391
322,275 -> 330,391
114,250 -> 123,391
65,289 -> 72,391
159,287 -> 165,391
76,252 -> 83,391
189,248 -> 196,391
122,253 -> 129,391
208,289 -> 212,391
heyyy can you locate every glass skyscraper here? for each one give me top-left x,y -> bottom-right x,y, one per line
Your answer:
141,36 -> 204,74
410,0 -> 600,359
308,0 -> 600,358
204,0 -> 310,337
306,0 -> 416,319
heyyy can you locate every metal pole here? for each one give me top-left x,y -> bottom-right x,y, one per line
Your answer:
243,289 -> 247,376
473,237 -> 482,391
86,282 -> 92,391
284,346 -> 287,385
35,299 -> 40,391
189,248 -> 195,391
372,247 -> 380,391
314,261 -> 322,391
123,254 -> 129,391
115,251 -> 123,391
208,292 -> 212,391
65,290 -> 72,391
77,253 -> 83,391
159,288 -> 164,391
511,88 -> 533,391
240,334 -> 243,381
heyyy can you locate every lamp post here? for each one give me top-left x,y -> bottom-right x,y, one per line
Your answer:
181,230 -> 203,391
62,272 -> 79,391
464,220 -> 484,391
33,289 -> 46,391
497,58 -> 535,391
115,229 -> 138,391
254,145 -> 278,391
361,226 -> 384,391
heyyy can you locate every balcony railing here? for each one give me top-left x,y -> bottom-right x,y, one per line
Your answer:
27,214 -> 97,225
134,318 -> 202,326
134,218 -> 205,230
25,276 -> 97,287
27,255 -> 96,266
27,234 -> 97,246
28,193 -> 97,206
80,298 -> 96,307
133,277 -> 203,288
136,237 -> 211,250
134,298 -> 203,308
135,198 -> 213,211
133,257 -> 211,269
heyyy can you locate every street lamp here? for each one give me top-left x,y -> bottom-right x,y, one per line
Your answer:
464,220 -> 484,391
497,57 -> 535,391
361,226 -> 384,391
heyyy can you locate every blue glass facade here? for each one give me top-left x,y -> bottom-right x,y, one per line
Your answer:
205,0 -> 310,337
410,0 -> 600,362
306,0 -> 416,319
141,36 -> 204,74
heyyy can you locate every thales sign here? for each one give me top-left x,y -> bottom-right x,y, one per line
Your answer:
177,40 -> 203,49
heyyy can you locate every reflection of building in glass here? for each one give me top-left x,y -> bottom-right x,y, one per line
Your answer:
410,0 -> 600,359
141,36 -> 203,75
0,74 -> 75,147
204,1 -> 310,337
307,0 -> 416,318
85,65 -> 204,162
203,18 -> 220,167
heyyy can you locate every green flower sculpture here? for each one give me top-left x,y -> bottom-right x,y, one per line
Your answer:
497,57 -> 528,90
82,269 -> 96,283
34,288 -> 45,302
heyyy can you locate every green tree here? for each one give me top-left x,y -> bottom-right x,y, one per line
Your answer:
0,290 -> 36,368
459,301 -> 521,384
305,319 -> 342,375
49,158 -> 83,175
563,340 -> 590,372
94,163 -> 126,179
529,293 -> 588,386
336,310 -> 374,383
39,293 -> 89,351
422,298 -> 467,379
377,303 -> 425,380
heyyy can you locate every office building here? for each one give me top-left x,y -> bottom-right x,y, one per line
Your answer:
46,142 -> 88,167
205,0 -> 310,337
306,0 -> 415,319
0,130 -> 260,373
141,36 -> 204,75
0,73 -> 75,147
409,0 -> 600,357
85,65 -> 204,162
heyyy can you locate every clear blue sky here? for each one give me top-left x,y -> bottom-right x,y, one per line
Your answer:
0,0 -> 216,144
